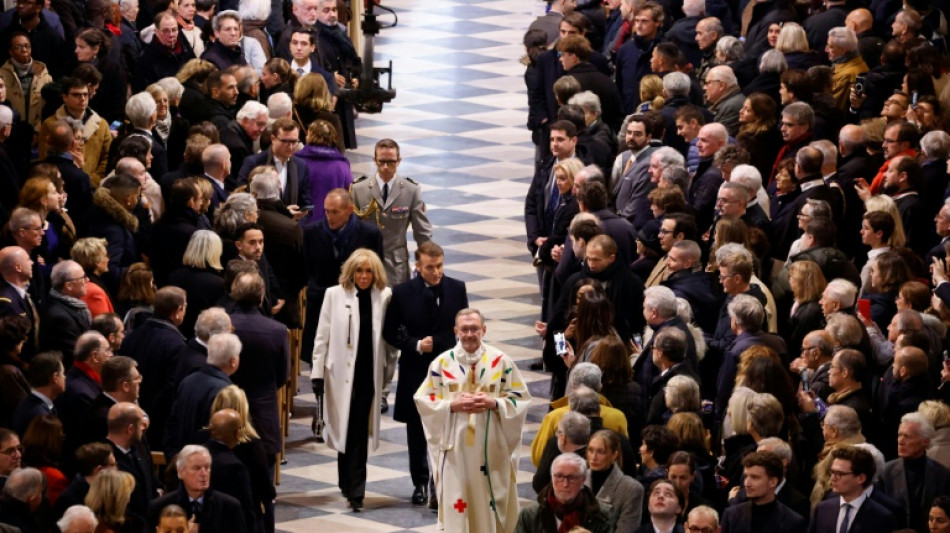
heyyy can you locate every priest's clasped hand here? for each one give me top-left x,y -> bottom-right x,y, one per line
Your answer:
450,392 -> 497,413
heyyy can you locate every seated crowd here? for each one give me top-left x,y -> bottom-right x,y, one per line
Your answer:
520,0 -> 950,531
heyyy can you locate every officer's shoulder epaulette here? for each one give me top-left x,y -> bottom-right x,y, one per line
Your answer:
0,297 -> 11,303
354,175 -> 370,183
404,177 -> 418,185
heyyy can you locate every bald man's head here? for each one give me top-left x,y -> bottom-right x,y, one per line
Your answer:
208,408 -> 242,448
846,8 -> 873,33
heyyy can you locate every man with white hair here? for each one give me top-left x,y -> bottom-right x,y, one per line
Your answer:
927,197 -> 950,264
57,505 -> 98,533
518,453 -> 612,531
164,333 -> 241,458
660,72 -> 696,154
825,27 -> 868,109
568,91 -> 615,157
0,467 -> 44,532
878,412 -> 950,532
175,307 -> 232,383
531,410 -> 590,493
703,66 -> 744,136
690,123 -> 727,231
275,0 -> 321,60
635,286 -> 700,399
147,445 -> 247,531
38,260 -> 91,361
200,144 -> 231,220
220,101 -> 269,190
267,92 -> 293,121
729,164 -> 771,222
686,506 -> 720,533
695,17 -> 724,82
125,91 -> 169,184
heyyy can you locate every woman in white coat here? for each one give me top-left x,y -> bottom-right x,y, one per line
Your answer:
310,248 -> 392,511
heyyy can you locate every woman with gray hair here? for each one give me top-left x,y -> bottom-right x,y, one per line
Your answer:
153,77 -> 189,169
568,91 -> 615,154
213,192 -> 259,239
715,36 -> 744,64
167,230 -> 226,337
740,50 -> 786,105
118,92 -> 168,179
808,404 -> 865,506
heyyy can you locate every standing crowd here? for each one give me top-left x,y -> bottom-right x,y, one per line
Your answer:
520,0 -> 950,531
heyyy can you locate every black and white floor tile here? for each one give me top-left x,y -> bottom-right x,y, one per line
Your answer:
275,0 -> 555,530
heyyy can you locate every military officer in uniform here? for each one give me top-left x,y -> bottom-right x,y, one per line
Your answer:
350,138 -> 433,412
350,138 -> 434,285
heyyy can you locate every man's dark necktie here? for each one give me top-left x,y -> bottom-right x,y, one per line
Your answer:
545,184 -> 559,229
191,500 -> 202,519
839,503 -> 851,533
382,182 -> 389,203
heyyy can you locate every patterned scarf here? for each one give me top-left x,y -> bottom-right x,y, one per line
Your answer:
545,489 -> 584,533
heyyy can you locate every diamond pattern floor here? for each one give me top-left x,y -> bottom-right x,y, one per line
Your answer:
275,0 -> 552,530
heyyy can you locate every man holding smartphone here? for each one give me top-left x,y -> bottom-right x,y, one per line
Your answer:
237,118 -> 312,218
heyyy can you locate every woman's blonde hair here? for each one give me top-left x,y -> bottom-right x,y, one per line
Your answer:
553,158 -> 585,186
788,260 -> 827,303
775,22 -> 809,53
71,237 -> 109,273
339,248 -> 387,290
175,58 -> 217,85
639,74 -> 665,110
212,385 -> 260,442
85,470 -> 135,527
667,411 -> 708,452
864,194 -> 906,248
919,400 -> 950,430
294,72 -> 333,111
182,229 -> 223,270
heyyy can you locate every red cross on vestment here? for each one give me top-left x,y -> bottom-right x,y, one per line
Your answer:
453,498 -> 467,513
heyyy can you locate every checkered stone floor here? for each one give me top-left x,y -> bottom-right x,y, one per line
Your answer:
274,0 -> 556,530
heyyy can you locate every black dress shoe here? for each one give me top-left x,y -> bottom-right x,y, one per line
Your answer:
348,498 -> 363,512
428,494 -> 438,512
380,397 -> 389,414
411,485 -> 427,505
529,359 -> 544,371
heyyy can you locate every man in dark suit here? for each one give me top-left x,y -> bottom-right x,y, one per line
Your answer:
237,119 -> 311,207
120,286 -> 188,449
250,169 -> 306,329
0,246 -> 39,362
730,437 -> 811,523
690,123 -> 727,232
720,451 -> 806,533
107,402 -> 160,518
72,356 -> 140,448
230,223 -> 285,318
199,144 -> 231,221
205,409 -> 255,532
878,413 -> 950,531
38,260 -> 92,365
809,446 -> 897,533
174,308 -> 232,384
382,241 -> 468,506
0,467 -> 44,533
41,121 -> 92,221
646,327 -> 700,425
11,351 -> 63,435
164,333 -> 240,458
148,177 -> 202,286
55,332 -> 109,442
301,188 -> 382,363
557,35 -> 623,133
635,285 -> 698,406
661,240 -> 721,333
146,444 -> 247,533
227,272 -> 289,473
717,295 -> 787,416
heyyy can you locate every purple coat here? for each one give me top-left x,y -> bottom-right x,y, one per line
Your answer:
296,145 -> 353,219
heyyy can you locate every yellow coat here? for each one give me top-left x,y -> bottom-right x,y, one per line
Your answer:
38,106 -> 113,187
0,59 -> 52,130
530,393 -> 628,466
832,55 -> 869,110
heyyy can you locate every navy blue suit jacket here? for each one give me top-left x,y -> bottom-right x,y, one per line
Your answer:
383,275 -> 468,424
236,150 -> 313,207
721,500 -> 806,533
808,495 -> 897,533
55,365 -> 100,438
12,393 -> 55,435
164,364 -> 232,457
